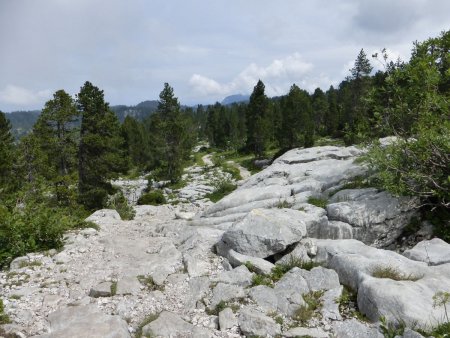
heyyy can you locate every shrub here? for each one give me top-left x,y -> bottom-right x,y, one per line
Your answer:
137,190 -> 166,205
0,299 -> 10,324
293,290 -> 324,325
0,203 -> 90,269
107,190 -> 135,220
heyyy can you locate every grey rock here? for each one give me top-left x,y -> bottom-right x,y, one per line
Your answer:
276,243 -> 310,265
332,319 -> 383,338
183,252 -> 209,277
209,283 -> 245,309
315,239 -> 450,328
403,238 -> 450,265
238,307 -> 281,337
9,256 -> 30,270
89,282 -> 112,298
248,285 -> 278,313
321,286 -> 343,321
225,249 -> 275,275
35,305 -> 130,338
220,208 -> 309,258
115,276 -> 142,295
213,265 -> 254,287
298,266 -> 340,291
319,220 -> 354,240
283,326 -> 329,338
174,211 -> 196,220
274,268 -> 309,316
218,308 -> 237,331
327,189 -> 417,247
85,209 -> 122,224
53,251 -> 72,264
142,311 -> 208,338
185,276 -> 210,311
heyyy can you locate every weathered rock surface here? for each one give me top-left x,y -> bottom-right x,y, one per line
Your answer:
327,188 -> 417,247
218,308 -> 237,331
332,318 -> 383,338
34,305 -> 130,338
219,208 -> 309,258
142,311 -> 210,338
238,307 -> 281,337
403,238 -> 450,265
314,239 -> 450,328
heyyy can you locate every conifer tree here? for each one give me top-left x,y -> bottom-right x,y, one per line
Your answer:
246,80 -> 270,157
77,81 -> 127,210
149,83 -> 194,183
0,111 -> 15,192
33,90 -> 79,204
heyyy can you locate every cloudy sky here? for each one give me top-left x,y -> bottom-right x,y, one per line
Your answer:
0,0 -> 449,111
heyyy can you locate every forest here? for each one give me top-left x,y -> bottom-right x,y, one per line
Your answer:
0,30 -> 448,268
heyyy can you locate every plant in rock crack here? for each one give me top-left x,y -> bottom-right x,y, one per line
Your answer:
292,290 -> 324,325
205,179 -> 236,202
307,196 -> 328,209
371,265 -> 423,281
379,316 -> 405,338
0,299 -> 11,324
135,312 -> 160,338
137,275 -> 163,291
433,291 -> 450,322
337,286 -> 368,321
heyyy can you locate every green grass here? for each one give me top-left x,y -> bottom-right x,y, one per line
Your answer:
18,260 -> 42,268
307,196 -> 328,209
251,274 -> 274,287
205,181 -> 237,202
337,286 -> 369,322
418,322 -> 450,338
292,290 -> 324,325
110,281 -> 117,296
372,266 -> 422,281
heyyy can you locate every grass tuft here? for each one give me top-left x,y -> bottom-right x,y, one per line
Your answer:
372,266 -> 422,281
307,196 -> 328,209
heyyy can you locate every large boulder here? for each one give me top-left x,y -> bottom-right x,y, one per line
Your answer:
219,208 -> 314,258
403,238 -> 450,265
34,305 -> 130,338
142,311 -> 209,338
238,307 -> 281,337
326,189 -> 417,247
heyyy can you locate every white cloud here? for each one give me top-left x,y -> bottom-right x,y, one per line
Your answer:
0,85 -> 52,107
189,53 -> 314,98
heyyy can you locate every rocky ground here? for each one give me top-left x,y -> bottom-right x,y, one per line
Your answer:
1,143 -> 450,338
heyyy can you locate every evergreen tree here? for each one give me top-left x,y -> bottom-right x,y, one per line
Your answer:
121,116 -> 149,169
325,86 -> 339,136
33,90 -> 79,204
77,81 -> 127,210
311,88 -> 329,136
149,83 -> 194,183
278,84 -> 314,149
246,80 -> 270,157
0,112 -> 15,192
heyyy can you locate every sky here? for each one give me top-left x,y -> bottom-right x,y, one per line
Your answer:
0,0 -> 449,112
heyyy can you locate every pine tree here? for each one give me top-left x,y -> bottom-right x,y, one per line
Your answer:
149,83 -> 194,183
278,84 -> 314,149
121,116 -> 149,169
77,81 -> 127,210
246,80 -> 270,157
33,90 -> 79,204
0,111 -> 15,192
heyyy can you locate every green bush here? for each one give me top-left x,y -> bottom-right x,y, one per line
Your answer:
137,190 -> 166,205
107,190 -> 135,220
0,203 -> 89,269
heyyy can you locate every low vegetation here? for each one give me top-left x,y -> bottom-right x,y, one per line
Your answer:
371,266 -> 422,281
251,256 -> 320,287
307,196 -> 328,209
337,286 -> 368,321
292,290 -> 324,325
135,312 -> 160,338
137,190 -> 166,206
205,180 -> 237,203
0,299 -> 10,324
137,275 -> 163,291
106,190 -> 135,220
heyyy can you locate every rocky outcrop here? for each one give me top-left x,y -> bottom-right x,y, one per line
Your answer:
194,144 -> 417,248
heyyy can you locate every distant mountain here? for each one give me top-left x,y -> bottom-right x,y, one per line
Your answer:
110,100 -> 159,123
5,110 -> 41,139
221,94 -> 249,105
